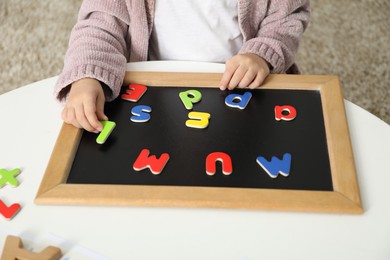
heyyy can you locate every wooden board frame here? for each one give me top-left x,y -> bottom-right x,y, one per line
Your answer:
35,73 -> 363,214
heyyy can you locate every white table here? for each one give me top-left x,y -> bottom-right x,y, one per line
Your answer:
1,61 -> 389,259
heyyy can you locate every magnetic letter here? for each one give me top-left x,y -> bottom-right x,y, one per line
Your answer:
179,90 -> 202,110
186,112 -> 211,129
0,199 -> 21,220
131,105 -> 152,123
133,149 -> 170,175
256,153 -> 292,178
0,168 -> 22,188
206,152 -> 233,176
225,92 -> 252,110
121,83 -> 147,102
96,120 -> 116,144
275,105 -> 297,121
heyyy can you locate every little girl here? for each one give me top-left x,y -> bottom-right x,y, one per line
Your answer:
55,0 -> 310,133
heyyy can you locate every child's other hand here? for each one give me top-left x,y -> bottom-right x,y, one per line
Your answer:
62,78 -> 108,133
220,53 -> 270,90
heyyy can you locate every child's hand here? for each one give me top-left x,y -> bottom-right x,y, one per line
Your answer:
220,53 -> 270,90
61,78 -> 108,133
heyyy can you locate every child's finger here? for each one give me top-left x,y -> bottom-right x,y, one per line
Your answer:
97,111 -> 108,121
84,102 -> 103,132
62,107 -> 82,129
75,104 -> 98,133
220,61 -> 238,90
248,72 -> 268,89
61,107 -> 69,122
238,70 -> 257,88
96,92 -> 108,121
228,66 -> 247,90
220,70 -> 233,90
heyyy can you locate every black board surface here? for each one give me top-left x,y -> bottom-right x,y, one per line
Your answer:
67,86 -> 333,191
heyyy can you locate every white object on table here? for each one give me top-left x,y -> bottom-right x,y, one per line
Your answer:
0,61 -> 389,259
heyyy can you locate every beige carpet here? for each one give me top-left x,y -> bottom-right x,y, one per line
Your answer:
1,0 -> 389,124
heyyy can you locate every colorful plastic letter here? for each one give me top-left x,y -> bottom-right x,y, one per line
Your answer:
121,83 -> 147,102
0,168 -> 21,188
186,112 -> 211,129
225,92 -> 252,109
206,152 -> 233,176
275,105 -> 297,121
179,90 -> 202,110
0,200 -> 21,220
256,153 -> 292,178
131,105 -> 152,123
133,149 -> 170,175
96,121 -> 116,144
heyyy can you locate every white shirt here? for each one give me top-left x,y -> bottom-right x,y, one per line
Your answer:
149,0 -> 243,63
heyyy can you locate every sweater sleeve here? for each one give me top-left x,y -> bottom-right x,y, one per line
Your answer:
54,0 -> 131,102
239,0 -> 310,74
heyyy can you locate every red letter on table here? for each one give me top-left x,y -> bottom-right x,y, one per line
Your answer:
121,83 -> 147,102
133,149 -> 170,175
206,152 -> 233,176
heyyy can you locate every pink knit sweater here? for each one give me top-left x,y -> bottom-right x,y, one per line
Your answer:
55,0 -> 310,101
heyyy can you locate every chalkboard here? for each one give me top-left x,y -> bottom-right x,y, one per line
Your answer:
35,73 -> 363,214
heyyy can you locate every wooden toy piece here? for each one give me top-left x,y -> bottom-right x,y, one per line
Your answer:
185,112 -> 211,129
96,120 -> 116,144
131,105 -> 152,123
224,92 -> 252,110
121,83 -> 147,102
133,149 -> 170,175
0,199 -> 21,220
206,152 -> 233,176
275,105 -> 297,121
1,235 -> 62,260
256,153 -> 292,178
0,168 -> 22,188
179,89 -> 202,110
